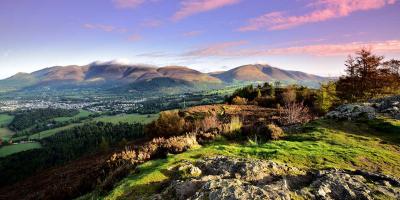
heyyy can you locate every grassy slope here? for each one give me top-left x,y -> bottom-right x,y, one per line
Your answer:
93,114 -> 159,124
5,113 -> 158,156
14,113 -> 158,141
0,114 -> 15,140
53,109 -> 92,122
0,142 -> 41,157
89,117 -> 400,200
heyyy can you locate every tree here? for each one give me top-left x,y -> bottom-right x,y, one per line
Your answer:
99,137 -> 110,152
337,49 -> 399,102
316,81 -> 337,113
256,88 -> 262,98
269,84 -> 276,97
282,87 -> 296,104
232,96 -> 248,105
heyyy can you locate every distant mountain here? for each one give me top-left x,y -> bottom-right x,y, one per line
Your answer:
210,64 -> 326,83
0,62 -> 327,94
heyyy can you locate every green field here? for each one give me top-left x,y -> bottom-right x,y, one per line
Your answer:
28,123 -> 83,140
54,109 -> 92,122
0,114 -> 14,126
0,114 -> 15,140
86,117 -> 400,200
0,142 -> 41,157
93,113 -> 159,124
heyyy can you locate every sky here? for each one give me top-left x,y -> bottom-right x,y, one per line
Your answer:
1,0 -> 400,79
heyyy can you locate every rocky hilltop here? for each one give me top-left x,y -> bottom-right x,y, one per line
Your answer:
154,156 -> 400,200
326,95 -> 400,120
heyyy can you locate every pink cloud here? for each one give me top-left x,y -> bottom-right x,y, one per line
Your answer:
185,40 -> 400,57
141,19 -> 163,28
183,30 -> 204,37
239,0 -> 397,31
128,34 -> 142,41
185,40 -> 248,56
112,0 -> 144,9
173,0 -> 240,21
83,23 -> 127,33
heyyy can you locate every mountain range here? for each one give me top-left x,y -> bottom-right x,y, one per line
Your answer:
0,62 -> 327,94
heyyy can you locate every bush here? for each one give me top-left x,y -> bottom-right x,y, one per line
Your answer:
197,115 -> 221,133
146,110 -> 185,136
232,96 -> 248,105
266,124 -> 284,140
222,116 -> 243,139
278,102 -> 311,126
255,96 -> 277,108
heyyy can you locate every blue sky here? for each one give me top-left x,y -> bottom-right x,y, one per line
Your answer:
1,0 -> 400,79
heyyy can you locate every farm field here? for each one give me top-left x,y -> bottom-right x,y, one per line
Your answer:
0,142 -> 41,157
28,123 -> 83,140
0,114 -> 15,140
93,113 -> 159,124
53,109 -> 92,122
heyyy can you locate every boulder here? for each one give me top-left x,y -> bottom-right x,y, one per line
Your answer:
151,156 -> 400,200
326,104 -> 376,120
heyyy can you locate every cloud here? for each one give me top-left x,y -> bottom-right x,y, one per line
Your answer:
239,0 -> 397,31
185,40 -> 248,56
183,30 -> 204,37
141,19 -> 163,28
83,23 -> 127,33
173,0 -> 240,21
185,39 -> 400,57
128,33 -> 142,41
112,0 -> 145,9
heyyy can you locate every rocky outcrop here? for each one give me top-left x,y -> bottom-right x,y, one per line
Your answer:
371,95 -> 400,119
152,156 -> 400,200
326,104 -> 376,120
326,95 -> 400,120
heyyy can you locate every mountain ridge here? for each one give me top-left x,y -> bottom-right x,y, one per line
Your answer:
0,63 -> 328,93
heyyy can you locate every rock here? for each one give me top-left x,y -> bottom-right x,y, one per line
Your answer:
174,162 -> 202,179
369,95 -> 400,119
152,156 -> 400,200
326,104 -> 376,120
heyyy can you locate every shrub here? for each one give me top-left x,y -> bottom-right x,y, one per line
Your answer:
266,124 -> 284,140
146,110 -> 185,136
222,116 -> 243,139
255,96 -> 277,108
189,115 -> 221,133
232,96 -> 248,105
161,134 -> 198,154
278,102 -> 311,126
282,87 -> 297,104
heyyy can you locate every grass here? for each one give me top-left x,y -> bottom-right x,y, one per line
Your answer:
93,114 -> 159,124
0,114 -> 14,126
85,117 -> 400,200
0,114 -> 15,140
0,128 -> 14,141
28,123 -> 82,140
54,109 -> 92,122
11,113 -> 158,142
0,142 -> 41,157
12,123 -> 83,141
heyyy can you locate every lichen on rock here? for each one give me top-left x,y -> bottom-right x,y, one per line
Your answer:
152,156 -> 400,200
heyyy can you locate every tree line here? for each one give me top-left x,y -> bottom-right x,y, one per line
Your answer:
0,122 -> 144,187
226,49 -> 400,114
9,108 -> 79,131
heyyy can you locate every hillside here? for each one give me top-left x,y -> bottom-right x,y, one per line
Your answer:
1,103 -> 400,200
211,64 -> 326,83
0,63 -> 327,94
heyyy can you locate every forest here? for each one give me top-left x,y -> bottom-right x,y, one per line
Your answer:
0,122 -> 144,187
8,108 -> 79,131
